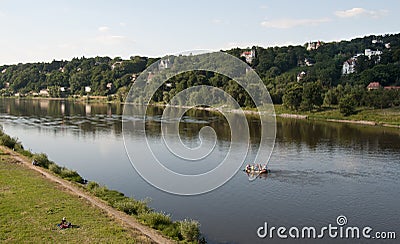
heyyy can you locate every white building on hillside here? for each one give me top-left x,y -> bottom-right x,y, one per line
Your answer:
240,49 -> 256,63
158,58 -> 171,70
364,49 -> 382,59
306,41 -> 322,51
342,58 -> 356,75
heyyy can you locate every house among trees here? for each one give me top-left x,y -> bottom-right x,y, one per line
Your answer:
367,82 -> 381,90
147,72 -> 155,82
106,83 -> 113,90
240,49 -> 255,63
364,49 -> 383,59
371,39 -> 383,44
39,89 -> 49,96
306,41 -> 322,51
158,58 -> 171,70
297,71 -> 306,82
304,58 -> 314,66
131,74 -> 137,82
342,58 -> 356,75
111,61 -> 123,70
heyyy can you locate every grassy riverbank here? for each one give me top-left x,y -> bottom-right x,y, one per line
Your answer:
0,127 -> 202,243
0,149 -> 153,243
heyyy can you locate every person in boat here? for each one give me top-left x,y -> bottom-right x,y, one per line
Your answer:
245,164 -> 251,172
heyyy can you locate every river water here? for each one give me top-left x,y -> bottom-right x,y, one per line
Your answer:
0,98 -> 399,243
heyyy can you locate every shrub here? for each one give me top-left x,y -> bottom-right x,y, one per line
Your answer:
0,133 -> 18,149
49,163 -> 62,174
339,94 -> 357,116
16,148 -> 33,157
59,167 -> 84,183
161,223 -> 182,240
86,181 -> 100,191
88,184 -> 126,203
180,219 -> 200,242
139,212 -> 172,230
112,198 -> 150,216
32,153 -> 52,168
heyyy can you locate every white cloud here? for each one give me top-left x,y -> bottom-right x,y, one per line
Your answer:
119,22 -> 127,27
260,18 -> 330,29
212,18 -> 222,24
260,5 -> 268,9
335,8 -> 388,18
98,26 -> 110,32
212,18 -> 230,25
110,35 -> 125,40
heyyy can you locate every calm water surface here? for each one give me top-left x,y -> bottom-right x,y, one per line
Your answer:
0,98 -> 399,243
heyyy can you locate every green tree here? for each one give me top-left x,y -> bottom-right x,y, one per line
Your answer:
48,86 -> 61,98
339,94 -> 356,116
301,81 -> 323,111
283,83 -> 303,110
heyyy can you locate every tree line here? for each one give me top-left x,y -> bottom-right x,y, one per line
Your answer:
1,33 -> 400,115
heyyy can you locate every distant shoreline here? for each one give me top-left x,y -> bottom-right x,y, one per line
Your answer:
2,96 -> 399,129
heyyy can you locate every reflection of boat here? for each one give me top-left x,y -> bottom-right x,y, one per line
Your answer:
244,168 -> 270,174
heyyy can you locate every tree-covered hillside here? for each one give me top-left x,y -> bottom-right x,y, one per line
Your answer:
1,33 -> 400,114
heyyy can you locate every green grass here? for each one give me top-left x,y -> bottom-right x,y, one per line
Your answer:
0,127 -> 202,243
273,105 -> 400,126
0,150 -> 152,243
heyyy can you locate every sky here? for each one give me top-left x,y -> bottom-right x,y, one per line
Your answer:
1,0 -> 399,64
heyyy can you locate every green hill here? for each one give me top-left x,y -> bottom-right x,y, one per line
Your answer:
1,33 -> 400,112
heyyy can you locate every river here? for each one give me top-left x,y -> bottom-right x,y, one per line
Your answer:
0,98 -> 399,243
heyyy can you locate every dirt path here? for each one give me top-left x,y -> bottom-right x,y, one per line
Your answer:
1,146 -> 176,244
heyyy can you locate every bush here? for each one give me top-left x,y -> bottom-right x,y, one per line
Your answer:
59,167 -> 84,183
112,198 -> 150,216
0,133 -> 18,149
139,212 -> 172,230
88,184 -> 126,203
180,219 -> 200,242
339,94 -> 357,116
162,223 -> 181,240
32,153 -> 52,168
86,181 -> 100,191
16,148 -> 33,157
49,163 -> 62,174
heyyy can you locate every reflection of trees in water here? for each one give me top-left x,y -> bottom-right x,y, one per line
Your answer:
1,98 -> 125,135
277,118 -> 400,152
1,98 -> 399,153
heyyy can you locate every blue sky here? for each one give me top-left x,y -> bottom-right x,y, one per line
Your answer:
1,0 -> 399,64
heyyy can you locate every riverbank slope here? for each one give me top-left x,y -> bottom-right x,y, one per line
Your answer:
0,146 -> 174,243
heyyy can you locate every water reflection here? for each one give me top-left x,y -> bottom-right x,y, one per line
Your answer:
1,98 -> 399,153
